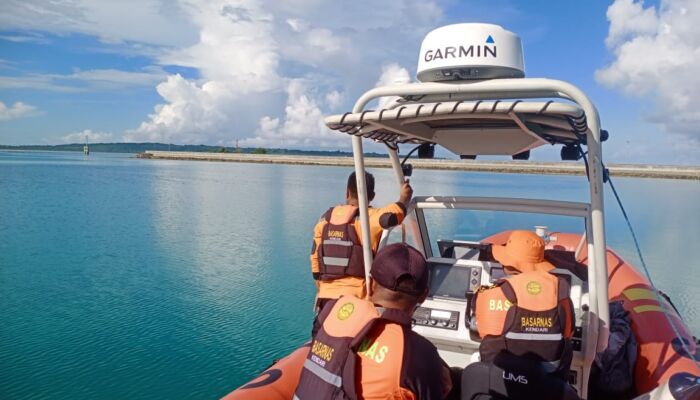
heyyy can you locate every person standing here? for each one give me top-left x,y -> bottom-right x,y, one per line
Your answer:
310,171 -> 412,310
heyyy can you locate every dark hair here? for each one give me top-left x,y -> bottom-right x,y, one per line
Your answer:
347,171 -> 375,201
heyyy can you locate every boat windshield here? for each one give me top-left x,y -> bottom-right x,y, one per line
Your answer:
387,208 -> 584,257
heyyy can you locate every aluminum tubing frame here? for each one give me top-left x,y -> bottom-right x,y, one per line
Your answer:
350,78 -> 608,397
353,135 -> 405,298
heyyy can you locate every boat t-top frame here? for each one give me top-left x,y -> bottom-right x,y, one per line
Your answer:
324,78 -> 610,390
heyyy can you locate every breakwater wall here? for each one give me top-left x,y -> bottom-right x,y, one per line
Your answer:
137,151 -> 700,180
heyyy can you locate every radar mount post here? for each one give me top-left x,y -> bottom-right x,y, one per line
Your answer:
350,135 -> 375,297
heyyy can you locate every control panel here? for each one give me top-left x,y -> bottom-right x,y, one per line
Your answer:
427,260 -> 490,300
410,258 -> 500,366
425,257 -> 500,298
468,267 -> 481,292
572,326 -> 583,352
413,306 -> 460,330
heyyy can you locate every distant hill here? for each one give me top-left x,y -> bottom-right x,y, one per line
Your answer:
0,142 -> 387,157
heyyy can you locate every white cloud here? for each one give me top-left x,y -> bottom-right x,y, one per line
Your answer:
0,101 -> 37,121
604,0 -> 658,47
124,0 -> 283,143
597,0 -> 700,143
376,63 -> 411,87
123,74 -> 239,143
0,74 -> 82,92
0,59 -> 15,69
0,0 -> 198,49
285,18 -> 307,32
69,67 -> 168,88
375,63 -> 411,109
3,0 -> 444,146
242,79 -> 343,148
277,19 -> 347,66
242,62 -> 415,148
60,129 -> 113,143
123,0 -> 442,145
158,1 -> 280,90
0,67 -> 168,92
325,90 -> 344,110
0,33 -> 50,44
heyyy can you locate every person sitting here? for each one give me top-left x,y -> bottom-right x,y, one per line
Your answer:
463,230 -> 578,400
310,171 -> 412,310
297,243 -> 450,400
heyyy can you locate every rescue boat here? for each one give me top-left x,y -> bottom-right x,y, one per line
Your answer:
223,23 -> 699,399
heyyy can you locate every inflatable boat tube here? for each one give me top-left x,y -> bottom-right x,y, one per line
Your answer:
220,344 -> 309,400
486,231 -> 700,395
223,231 -> 699,398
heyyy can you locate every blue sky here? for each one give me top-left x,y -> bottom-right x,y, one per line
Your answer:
0,0 -> 698,164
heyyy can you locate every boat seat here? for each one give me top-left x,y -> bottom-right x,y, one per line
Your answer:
460,352 -> 580,400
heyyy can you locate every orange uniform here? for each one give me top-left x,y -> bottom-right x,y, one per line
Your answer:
295,296 -> 447,400
310,202 -> 406,300
474,269 -> 575,375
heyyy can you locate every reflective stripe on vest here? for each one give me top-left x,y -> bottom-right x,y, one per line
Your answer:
325,240 -> 354,247
505,332 -> 563,341
302,359 -> 342,387
322,256 -> 350,267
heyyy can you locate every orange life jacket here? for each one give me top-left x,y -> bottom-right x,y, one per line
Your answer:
294,296 -> 381,399
473,269 -> 574,375
297,295 -> 421,399
317,206 -> 365,280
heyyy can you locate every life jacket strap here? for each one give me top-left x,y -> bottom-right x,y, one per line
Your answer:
557,276 -> 571,301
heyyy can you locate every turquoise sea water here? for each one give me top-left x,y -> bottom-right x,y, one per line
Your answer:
1,151 -> 698,399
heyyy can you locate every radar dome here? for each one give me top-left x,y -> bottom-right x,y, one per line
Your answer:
417,23 -> 525,82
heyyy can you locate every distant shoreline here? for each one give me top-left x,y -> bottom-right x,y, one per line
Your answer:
0,143 -> 383,157
136,151 -> 700,180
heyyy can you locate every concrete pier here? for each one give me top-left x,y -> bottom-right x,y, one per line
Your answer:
137,151 -> 700,180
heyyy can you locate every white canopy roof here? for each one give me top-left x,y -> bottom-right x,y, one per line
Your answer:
325,100 -> 588,156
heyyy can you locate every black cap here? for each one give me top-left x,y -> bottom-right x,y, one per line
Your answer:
371,243 -> 429,295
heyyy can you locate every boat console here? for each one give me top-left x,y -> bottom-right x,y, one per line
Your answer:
410,240 -> 588,394
411,256 -> 503,364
